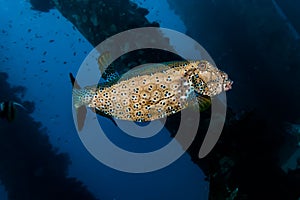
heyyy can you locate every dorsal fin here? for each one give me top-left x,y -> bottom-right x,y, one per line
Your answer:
97,52 -> 120,84
98,51 -> 111,73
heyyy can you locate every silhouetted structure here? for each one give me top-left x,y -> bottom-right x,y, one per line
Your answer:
27,0 -> 300,199
0,72 -> 98,200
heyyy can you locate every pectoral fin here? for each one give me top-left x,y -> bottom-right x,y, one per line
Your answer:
189,94 -> 211,112
197,95 -> 211,112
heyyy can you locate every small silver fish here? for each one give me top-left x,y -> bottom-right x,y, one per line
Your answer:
0,101 -> 26,121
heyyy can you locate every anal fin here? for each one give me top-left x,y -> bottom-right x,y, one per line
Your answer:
94,107 -> 118,126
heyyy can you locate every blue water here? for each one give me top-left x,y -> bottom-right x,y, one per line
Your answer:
0,0 -> 208,199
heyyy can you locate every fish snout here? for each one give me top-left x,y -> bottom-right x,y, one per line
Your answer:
224,79 -> 233,91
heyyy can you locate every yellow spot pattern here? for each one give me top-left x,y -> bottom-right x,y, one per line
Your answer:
86,60 -> 232,122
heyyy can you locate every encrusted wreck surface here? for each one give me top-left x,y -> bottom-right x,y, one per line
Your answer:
28,0 -> 300,199
0,73 -> 97,200
167,0 -> 300,199
52,0 -> 181,75
53,0 -> 159,46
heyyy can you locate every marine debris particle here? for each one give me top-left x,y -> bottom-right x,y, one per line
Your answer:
90,14 -> 99,26
35,34 -> 42,38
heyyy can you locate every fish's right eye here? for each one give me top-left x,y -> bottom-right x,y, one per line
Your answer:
198,61 -> 207,70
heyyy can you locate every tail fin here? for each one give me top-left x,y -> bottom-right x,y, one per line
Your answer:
69,73 -> 87,131
69,73 -> 80,89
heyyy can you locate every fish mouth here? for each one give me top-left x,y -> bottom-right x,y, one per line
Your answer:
224,80 -> 233,91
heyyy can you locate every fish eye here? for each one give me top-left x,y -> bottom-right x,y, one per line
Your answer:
198,61 -> 207,70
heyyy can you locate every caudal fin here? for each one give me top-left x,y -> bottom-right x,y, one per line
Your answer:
69,73 -> 87,131
69,73 -> 81,89
76,105 -> 87,131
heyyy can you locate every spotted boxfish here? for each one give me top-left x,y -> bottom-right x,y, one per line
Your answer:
70,53 -> 233,130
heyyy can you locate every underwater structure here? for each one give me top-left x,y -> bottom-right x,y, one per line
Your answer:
0,72 -> 97,200
17,0 -> 300,199
167,0 -> 300,199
